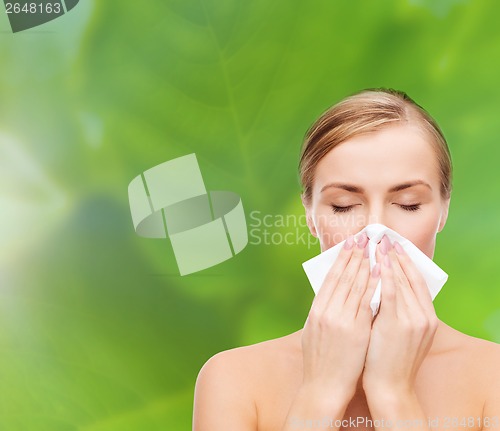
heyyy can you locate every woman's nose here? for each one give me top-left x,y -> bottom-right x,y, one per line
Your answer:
366,207 -> 388,230
360,213 -> 389,241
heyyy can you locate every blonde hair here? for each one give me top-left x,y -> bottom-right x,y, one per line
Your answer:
299,88 -> 453,205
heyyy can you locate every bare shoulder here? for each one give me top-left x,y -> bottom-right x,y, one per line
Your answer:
435,320 -> 500,407
197,329 -> 303,390
437,320 -> 500,364
193,330 -> 303,431
450,323 -> 499,359
454,327 -> 500,415
459,328 -> 500,388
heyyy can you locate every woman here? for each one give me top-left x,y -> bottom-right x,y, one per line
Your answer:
192,89 -> 500,431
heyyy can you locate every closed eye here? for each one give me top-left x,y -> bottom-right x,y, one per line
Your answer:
330,204 -> 422,214
330,205 -> 355,214
398,204 -> 421,212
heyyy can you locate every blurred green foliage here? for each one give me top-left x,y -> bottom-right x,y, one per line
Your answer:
1,0 -> 499,429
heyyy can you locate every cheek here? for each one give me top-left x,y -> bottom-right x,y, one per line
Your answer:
400,229 -> 437,259
312,210 -> 354,251
318,229 -> 349,251
390,210 -> 441,258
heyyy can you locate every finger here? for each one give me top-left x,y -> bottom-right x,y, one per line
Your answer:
393,241 -> 435,316
357,262 -> 381,321
327,231 -> 369,312
343,241 -> 371,317
390,246 -> 437,359
378,252 -> 397,318
378,236 -> 412,313
386,241 -> 414,309
375,238 -> 399,312
312,234 -> 356,313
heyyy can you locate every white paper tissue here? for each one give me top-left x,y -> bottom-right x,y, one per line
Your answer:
302,223 -> 448,316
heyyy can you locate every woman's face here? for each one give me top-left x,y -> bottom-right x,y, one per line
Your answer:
304,123 -> 450,259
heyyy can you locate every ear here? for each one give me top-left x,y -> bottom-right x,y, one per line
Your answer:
437,197 -> 451,233
301,194 -> 318,238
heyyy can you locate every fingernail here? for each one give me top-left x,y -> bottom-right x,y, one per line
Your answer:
356,231 -> 368,248
394,241 -> 405,255
372,262 -> 381,278
343,235 -> 354,250
363,243 -> 369,258
379,235 -> 388,255
383,254 -> 391,268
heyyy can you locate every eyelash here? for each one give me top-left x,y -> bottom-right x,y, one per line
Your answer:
330,204 -> 421,214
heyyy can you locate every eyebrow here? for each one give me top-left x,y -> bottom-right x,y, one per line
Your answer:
320,180 -> 432,194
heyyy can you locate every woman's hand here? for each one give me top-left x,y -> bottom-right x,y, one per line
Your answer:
362,235 -> 439,397
300,231 -> 381,403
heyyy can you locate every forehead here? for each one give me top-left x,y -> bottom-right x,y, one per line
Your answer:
313,123 -> 440,191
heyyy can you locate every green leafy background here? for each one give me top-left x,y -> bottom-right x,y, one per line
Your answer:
1,0 -> 499,429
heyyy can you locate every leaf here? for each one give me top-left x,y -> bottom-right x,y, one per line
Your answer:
2,0 -> 500,429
